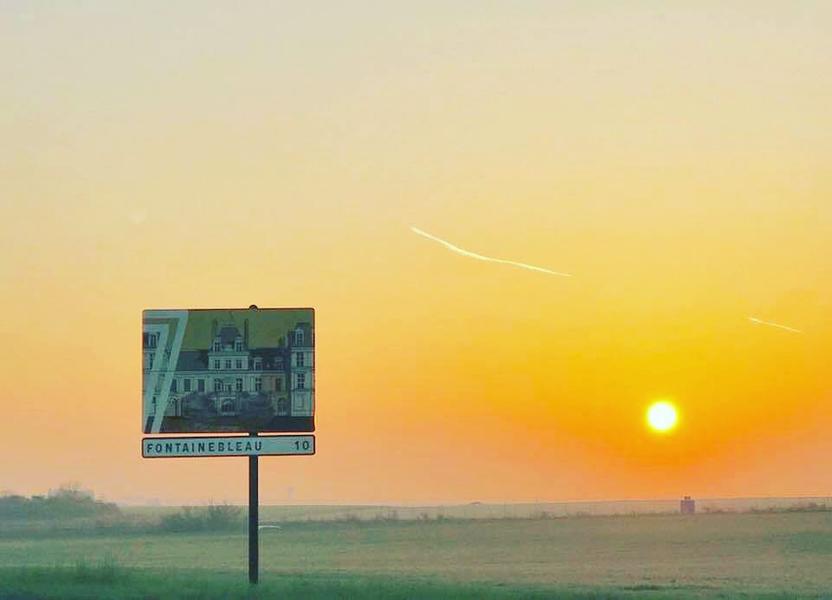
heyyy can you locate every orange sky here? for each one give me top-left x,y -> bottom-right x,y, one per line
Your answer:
1,2 -> 831,504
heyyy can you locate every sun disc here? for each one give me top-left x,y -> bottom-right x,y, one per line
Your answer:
646,401 -> 678,433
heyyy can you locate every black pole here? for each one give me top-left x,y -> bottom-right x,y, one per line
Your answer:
248,433 -> 259,585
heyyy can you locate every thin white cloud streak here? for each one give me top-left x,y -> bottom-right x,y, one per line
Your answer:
410,226 -> 572,277
748,316 -> 803,334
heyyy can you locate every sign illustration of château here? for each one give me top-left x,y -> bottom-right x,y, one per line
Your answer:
142,308 -> 315,434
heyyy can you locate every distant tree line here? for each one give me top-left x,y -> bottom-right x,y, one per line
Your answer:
159,503 -> 242,532
0,484 -> 119,520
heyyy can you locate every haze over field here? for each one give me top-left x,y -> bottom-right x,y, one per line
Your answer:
1,2 -> 831,505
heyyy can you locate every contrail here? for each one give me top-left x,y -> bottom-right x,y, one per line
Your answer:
410,226 -> 572,277
748,316 -> 802,334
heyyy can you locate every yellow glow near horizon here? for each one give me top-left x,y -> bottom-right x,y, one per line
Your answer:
647,401 -> 679,434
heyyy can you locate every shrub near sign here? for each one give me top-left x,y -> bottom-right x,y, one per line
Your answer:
142,308 -> 315,434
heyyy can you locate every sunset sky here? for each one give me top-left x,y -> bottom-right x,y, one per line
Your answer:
2,2 -> 831,504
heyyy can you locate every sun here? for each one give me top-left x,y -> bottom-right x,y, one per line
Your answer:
646,401 -> 678,433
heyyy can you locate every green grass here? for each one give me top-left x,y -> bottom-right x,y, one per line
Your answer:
0,565 -> 819,600
1,512 -> 831,598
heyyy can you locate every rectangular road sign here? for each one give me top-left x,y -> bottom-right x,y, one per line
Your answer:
142,307 -> 315,434
142,435 -> 315,458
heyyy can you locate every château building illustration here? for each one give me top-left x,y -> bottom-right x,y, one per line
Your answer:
142,309 -> 314,433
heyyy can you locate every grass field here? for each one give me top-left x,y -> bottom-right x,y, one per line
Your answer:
1,511 -> 831,598
0,567 -> 776,600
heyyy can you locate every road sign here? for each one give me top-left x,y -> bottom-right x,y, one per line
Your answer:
141,306 -> 317,586
142,434 -> 315,458
142,307 -> 315,434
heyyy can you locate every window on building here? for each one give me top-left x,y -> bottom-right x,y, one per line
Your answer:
275,378 -> 283,392
234,338 -> 243,352
225,383 -> 232,392
235,378 -> 243,392
170,379 -> 178,393
147,354 -> 154,369
214,380 -> 223,392
213,339 -> 221,352
296,352 -> 304,367
213,359 -> 220,370
294,329 -> 304,345
254,378 -> 262,392
183,379 -> 191,392
253,358 -> 262,371
197,379 -> 205,393
225,359 -> 232,369
235,359 -> 242,369
221,399 -> 235,414
277,398 -> 289,415
143,333 -> 158,349
296,373 -> 305,389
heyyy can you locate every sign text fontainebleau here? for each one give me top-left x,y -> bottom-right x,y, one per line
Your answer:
142,435 -> 315,458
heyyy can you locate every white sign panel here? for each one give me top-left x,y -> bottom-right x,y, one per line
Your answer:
142,435 -> 315,458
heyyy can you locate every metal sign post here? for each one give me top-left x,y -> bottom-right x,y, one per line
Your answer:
248,433 -> 259,585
